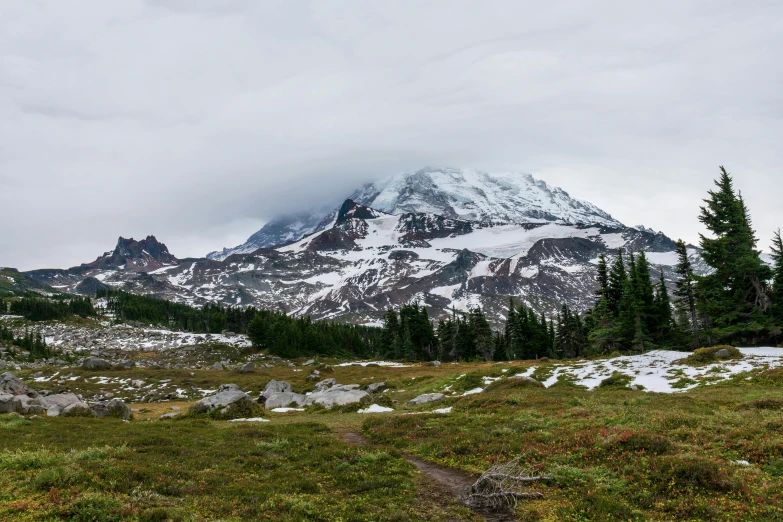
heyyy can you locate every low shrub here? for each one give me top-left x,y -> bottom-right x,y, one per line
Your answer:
677,345 -> 742,366
484,376 -> 544,393
598,372 -> 632,389
609,431 -> 671,455
650,455 -> 737,493
741,398 -> 783,410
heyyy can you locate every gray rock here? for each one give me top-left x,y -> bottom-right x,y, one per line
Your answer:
160,412 -> 180,420
430,361 -> 441,367
118,360 -> 136,368
61,402 -> 92,417
0,393 -> 16,413
32,393 -> 81,417
131,380 -> 145,389
303,388 -> 370,408
190,390 -> 252,416
91,399 -> 132,420
239,362 -> 255,373
714,348 -> 732,359
0,372 -> 28,395
264,392 -> 307,409
260,380 -> 292,400
365,382 -> 387,393
407,393 -> 446,405
82,357 -> 112,371
218,384 -> 241,393
314,378 -> 336,392
508,375 -> 544,387
305,375 -> 318,382
302,359 -> 315,366
211,361 -> 224,370
311,370 -> 321,377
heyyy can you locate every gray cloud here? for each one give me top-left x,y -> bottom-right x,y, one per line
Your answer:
1,0 -> 781,270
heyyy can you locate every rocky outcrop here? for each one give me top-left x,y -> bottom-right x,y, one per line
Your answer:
408,393 -> 446,405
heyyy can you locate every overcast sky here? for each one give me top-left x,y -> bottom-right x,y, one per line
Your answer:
1,0 -> 782,271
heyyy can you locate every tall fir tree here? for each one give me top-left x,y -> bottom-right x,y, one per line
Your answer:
697,167 -> 772,340
607,249 -> 627,317
771,229 -> 783,322
673,239 -> 700,348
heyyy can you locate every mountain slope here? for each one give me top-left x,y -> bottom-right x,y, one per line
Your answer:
25,200 -> 683,325
207,167 -> 622,261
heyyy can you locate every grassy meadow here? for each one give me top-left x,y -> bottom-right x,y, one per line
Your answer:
2,358 -> 783,521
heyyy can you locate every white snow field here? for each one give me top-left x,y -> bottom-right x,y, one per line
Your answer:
509,348 -> 783,393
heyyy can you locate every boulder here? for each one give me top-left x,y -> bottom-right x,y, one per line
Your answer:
303,388 -> 370,409
407,393 -> 446,406
61,402 -> 93,417
32,393 -> 81,417
0,372 -> 28,395
91,399 -> 132,420
131,380 -> 145,389
118,360 -> 136,368
714,348 -> 732,359
211,362 -> 224,371
508,375 -> 544,387
302,359 -> 315,367
190,390 -> 252,416
259,380 -> 292,401
239,362 -> 255,373
160,412 -> 180,420
0,393 -> 16,413
430,361 -> 441,367
11,395 -> 44,414
82,357 -> 112,371
314,378 -> 336,392
264,392 -> 307,409
365,382 -> 387,393
217,384 -> 241,393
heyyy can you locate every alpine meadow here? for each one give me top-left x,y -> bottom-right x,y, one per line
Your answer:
2,2 -> 783,521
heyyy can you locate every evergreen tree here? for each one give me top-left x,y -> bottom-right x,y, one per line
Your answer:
697,167 -> 772,341
607,250 -> 627,316
596,254 -> 610,299
653,270 -> 673,345
469,308 -> 494,362
673,239 -> 700,348
771,229 -> 783,321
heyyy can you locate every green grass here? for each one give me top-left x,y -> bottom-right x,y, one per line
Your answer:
4,356 -> 783,520
0,415 -> 475,521
362,379 -> 783,520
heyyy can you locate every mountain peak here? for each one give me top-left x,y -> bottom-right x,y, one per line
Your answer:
365,167 -> 622,226
207,167 -> 624,260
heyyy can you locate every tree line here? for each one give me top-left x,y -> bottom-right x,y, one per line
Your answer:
96,289 -> 382,358
0,296 -> 95,322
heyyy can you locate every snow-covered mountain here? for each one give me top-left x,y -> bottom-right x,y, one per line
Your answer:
25,198 -> 685,326
207,167 -> 622,261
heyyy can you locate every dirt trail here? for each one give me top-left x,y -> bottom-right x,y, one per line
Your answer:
338,431 -> 515,521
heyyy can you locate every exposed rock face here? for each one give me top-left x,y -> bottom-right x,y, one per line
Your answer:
239,362 -> 255,373
62,402 -> 92,416
408,393 -> 446,405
